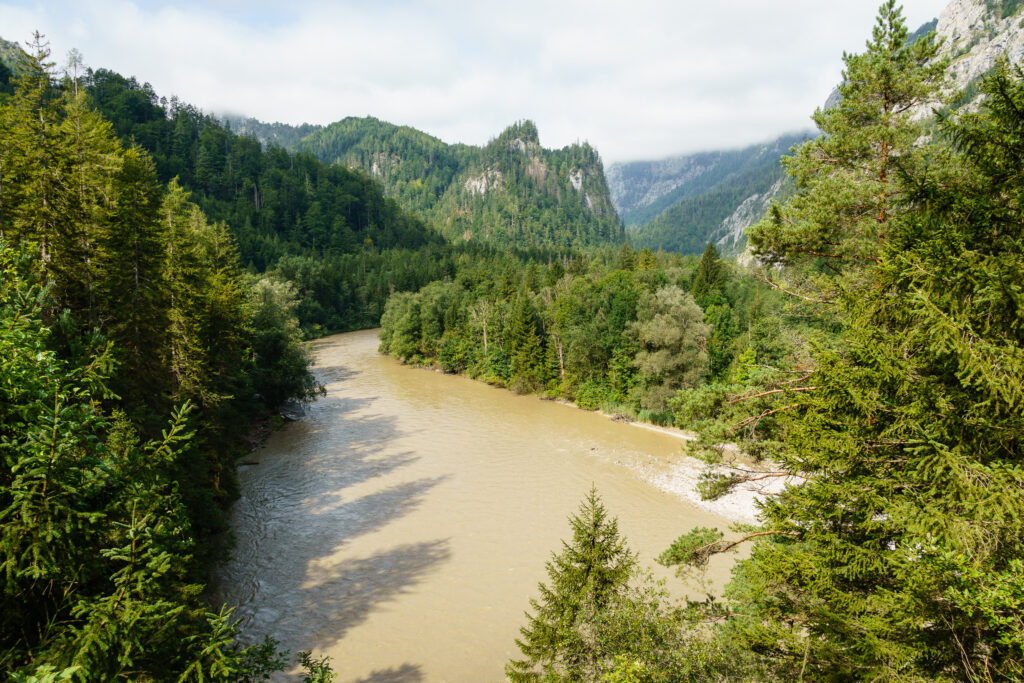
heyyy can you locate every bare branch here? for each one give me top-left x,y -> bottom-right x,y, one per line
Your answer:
755,273 -> 835,305
728,386 -> 818,404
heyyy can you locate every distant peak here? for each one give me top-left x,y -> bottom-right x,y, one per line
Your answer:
494,120 -> 541,148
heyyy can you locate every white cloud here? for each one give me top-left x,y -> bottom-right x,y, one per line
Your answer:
0,0 -> 946,163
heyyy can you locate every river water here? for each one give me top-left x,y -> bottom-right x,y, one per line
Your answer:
218,329 -> 739,682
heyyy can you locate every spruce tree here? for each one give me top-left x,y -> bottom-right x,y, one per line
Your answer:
690,243 -> 723,301
507,291 -> 546,392
664,48 -> 1024,683
507,487 -> 636,682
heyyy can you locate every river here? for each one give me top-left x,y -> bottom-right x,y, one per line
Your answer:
217,329 -> 741,681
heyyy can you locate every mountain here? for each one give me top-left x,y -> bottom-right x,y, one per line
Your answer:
611,0 -> 1024,258
219,114 -> 622,249
297,117 -> 622,248
609,132 -> 809,254
221,114 -> 322,150
0,36 -> 22,67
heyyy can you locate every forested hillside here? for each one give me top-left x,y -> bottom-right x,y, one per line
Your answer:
608,132 -> 808,255
298,117 -> 622,248
607,132 -> 807,228
217,114 -> 623,249
77,67 -> 464,334
0,35 -> 318,678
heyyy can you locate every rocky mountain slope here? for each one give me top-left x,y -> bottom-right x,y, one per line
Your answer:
607,132 -> 807,229
224,115 -> 621,249
936,0 -> 1024,95
611,132 -> 807,255
613,0 -> 1024,257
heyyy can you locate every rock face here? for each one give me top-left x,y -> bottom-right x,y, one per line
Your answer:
607,156 -> 719,226
616,132 -> 807,255
935,0 -> 1024,95
710,178 -> 786,251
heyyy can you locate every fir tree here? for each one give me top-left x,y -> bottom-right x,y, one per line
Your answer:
507,487 -> 636,682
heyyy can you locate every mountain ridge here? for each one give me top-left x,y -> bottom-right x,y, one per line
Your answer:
246,115 -> 624,248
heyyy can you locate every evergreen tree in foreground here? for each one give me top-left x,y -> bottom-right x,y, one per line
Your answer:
660,47 -> 1024,683
507,487 -> 636,681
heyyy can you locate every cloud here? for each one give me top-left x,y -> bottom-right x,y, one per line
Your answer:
0,0 -> 945,163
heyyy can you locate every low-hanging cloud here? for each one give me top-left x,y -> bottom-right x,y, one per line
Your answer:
0,0 -> 943,163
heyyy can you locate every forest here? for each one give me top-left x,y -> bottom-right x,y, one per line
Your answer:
0,35 -> 337,679
2,0 -> 1023,679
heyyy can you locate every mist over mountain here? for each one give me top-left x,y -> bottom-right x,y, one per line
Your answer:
605,0 -> 1024,257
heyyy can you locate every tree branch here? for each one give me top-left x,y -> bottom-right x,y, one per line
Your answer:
728,386 -> 818,404
755,273 -> 835,305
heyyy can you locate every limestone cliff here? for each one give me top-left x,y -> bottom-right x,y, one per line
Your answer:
935,0 -> 1024,98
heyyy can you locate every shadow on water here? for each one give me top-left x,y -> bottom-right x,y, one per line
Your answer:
349,663 -> 424,683
293,539 -> 452,652
222,355 -> 453,680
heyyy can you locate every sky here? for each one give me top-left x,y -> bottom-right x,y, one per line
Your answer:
0,0 -> 946,164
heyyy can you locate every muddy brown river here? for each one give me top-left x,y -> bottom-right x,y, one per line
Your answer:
217,329 -> 738,681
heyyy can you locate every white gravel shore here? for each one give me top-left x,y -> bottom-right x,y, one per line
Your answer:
616,419 -> 794,526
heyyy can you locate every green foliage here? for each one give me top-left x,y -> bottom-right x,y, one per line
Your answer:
985,0 -> 1024,20
509,490 -> 744,682
245,275 -> 324,407
83,68 -> 448,332
627,285 -> 708,411
662,28 -> 1024,683
689,243 -> 723,301
297,650 -> 337,683
298,116 -> 623,249
0,242 -> 288,678
379,243 -> 778,425
506,487 -> 637,681
0,40 -> 318,678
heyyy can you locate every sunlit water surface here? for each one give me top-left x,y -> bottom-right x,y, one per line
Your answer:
217,329 -> 736,682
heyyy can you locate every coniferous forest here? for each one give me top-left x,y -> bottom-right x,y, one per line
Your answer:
2,0 -> 1024,680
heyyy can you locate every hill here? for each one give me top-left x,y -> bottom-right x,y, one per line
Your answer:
220,114 -> 623,249
297,117 -> 622,248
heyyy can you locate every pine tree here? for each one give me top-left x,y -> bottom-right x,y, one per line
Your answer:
748,0 -> 947,296
663,52 -> 1024,683
507,487 -> 636,682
